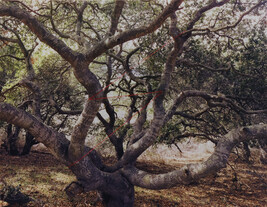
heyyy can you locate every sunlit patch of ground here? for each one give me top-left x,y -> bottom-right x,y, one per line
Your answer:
0,148 -> 266,206
138,140 -> 215,165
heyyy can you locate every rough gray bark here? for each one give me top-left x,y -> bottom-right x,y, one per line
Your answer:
122,124 -> 267,189
0,0 -> 266,206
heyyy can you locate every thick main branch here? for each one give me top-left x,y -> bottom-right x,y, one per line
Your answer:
122,124 -> 267,189
0,102 -> 69,162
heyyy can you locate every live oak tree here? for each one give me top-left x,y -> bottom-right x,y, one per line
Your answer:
0,0 -> 267,206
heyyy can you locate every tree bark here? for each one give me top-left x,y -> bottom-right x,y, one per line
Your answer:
1,1 -> 266,206
6,124 -> 19,156
67,150 -> 135,207
122,124 -> 267,189
21,132 -> 36,155
98,174 -> 134,207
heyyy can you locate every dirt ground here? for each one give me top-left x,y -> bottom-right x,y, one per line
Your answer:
0,147 -> 266,207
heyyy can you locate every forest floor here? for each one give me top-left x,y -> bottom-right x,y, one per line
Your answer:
0,147 -> 266,207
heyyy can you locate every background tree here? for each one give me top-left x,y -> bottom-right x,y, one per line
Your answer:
0,0 -> 267,206
0,25 -> 83,155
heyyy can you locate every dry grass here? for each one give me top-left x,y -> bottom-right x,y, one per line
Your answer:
0,148 -> 266,207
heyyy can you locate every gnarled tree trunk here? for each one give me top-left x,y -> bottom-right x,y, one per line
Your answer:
1,0 -> 267,206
